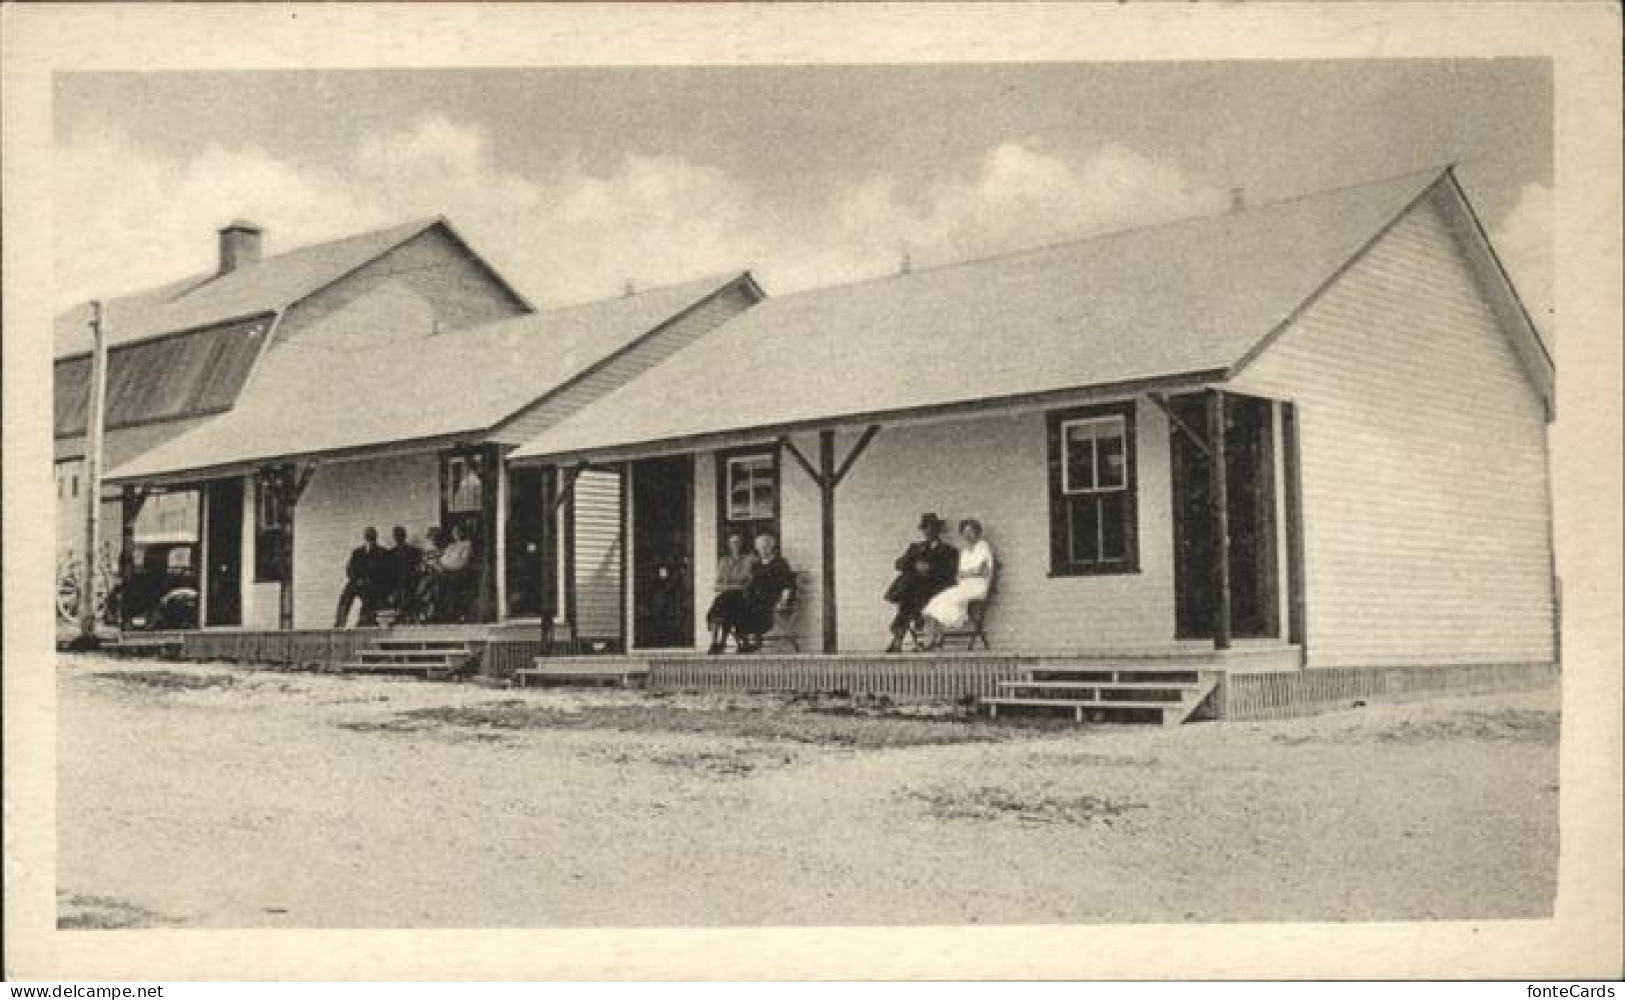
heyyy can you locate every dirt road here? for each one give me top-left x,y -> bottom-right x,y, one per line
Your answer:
56,655 -> 1558,928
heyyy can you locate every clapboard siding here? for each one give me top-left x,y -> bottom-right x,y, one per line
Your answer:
488,284 -> 757,445
289,453 -> 440,628
572,469 -> 624,640
277,226 -> 528,350
1229,193 -> 1555,668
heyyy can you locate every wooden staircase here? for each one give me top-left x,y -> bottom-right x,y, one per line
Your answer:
336,637 -> 475,680
982,665 -> 1221,726
514,656 -> 650,689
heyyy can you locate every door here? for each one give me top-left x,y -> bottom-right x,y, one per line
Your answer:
1170,393 -> 1280,640
631,455 -> 694,650
505,467 -> 556,620
204,478 -> 243,627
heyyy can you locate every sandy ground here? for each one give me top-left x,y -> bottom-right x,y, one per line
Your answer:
55,653 -> 1558,928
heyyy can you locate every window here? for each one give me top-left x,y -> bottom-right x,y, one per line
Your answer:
1048,401 -> 1138,575
716,447 -> 779,553
726,453 -> 776,522
442,453 -> 484,514
254,475 -> 291,583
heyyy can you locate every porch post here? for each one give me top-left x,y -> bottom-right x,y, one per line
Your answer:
783,425 -> 880,655
475,443 -> 501,623
818,430 -> 839,653
1206,389 -> 1233,650
270,460 -> 318,631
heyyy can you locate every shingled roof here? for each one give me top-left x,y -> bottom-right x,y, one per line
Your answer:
106,272 -> 756,482
509,168 -> 1456,463
54,218 -> 451,358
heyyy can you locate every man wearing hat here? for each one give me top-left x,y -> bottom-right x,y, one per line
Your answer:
883,512 -> 960,652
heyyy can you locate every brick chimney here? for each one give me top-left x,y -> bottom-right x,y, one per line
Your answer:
217,220 -> 264,275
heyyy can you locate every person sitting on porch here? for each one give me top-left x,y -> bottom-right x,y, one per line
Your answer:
436,523 -> 475,623
738,533 -> 796,654
335,527 -> 388,628
883,512 -> 959,653
414,526 -> 444,622
389,525 -> 423,623
706,529 -> 759,654
918,519 -> 995,651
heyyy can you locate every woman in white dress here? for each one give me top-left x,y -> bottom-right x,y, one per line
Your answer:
919,519 -> 994,651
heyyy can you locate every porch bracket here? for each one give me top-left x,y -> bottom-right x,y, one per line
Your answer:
1149,392 -> 1211,458
779,436 -> 824,489
832,425 -> 881,488
547,463 -> 584,519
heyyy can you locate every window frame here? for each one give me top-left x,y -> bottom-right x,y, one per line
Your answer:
715,445 -> 780,555
1047,400 -> 1140,576
253,475 -> 291,583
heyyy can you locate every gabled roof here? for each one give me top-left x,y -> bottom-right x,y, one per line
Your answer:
510,168 -> 1450,463
105,272 -> 757,482
53,218 -> 478,358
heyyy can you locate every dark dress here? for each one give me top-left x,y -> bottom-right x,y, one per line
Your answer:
741,555 -> 797,637
885,538 -> 959,632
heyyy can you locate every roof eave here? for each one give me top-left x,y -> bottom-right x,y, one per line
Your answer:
508,368 -> 1227,467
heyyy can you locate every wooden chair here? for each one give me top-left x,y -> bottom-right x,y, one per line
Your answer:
911,577 -> 995,651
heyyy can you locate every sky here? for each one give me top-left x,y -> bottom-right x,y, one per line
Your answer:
53,60 -> 1553,330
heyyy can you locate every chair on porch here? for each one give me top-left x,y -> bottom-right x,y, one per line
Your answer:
909,577 -> 995,652
753,571 -> 810,653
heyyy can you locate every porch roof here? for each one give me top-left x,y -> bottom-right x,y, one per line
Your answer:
511,168 -> 1446,463
106,272 -> 755,483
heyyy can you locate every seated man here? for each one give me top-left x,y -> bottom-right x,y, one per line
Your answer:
737,533 -> 795,653
389,525 -> 423,623
882,512 -> 959,653
414,526 -> 445,623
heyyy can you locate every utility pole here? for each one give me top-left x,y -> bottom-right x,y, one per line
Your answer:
77,300 -> 109,647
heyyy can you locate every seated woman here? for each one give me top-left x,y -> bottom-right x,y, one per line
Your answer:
436,523 -> 475,623
706,530 -> 759,654
918,519 -> 994,651
737,533 -> 795,654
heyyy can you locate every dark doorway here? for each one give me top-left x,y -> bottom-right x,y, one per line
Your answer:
1170,393 -> 1280,640
505,467 -> 556,620
204,478 -> 243,627
631,455 -> 694,650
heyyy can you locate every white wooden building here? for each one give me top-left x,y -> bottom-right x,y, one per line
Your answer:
507,167 -> 1556,674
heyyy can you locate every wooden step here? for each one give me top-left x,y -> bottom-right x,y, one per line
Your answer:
515,657 -> 649,688
355,649 -> 469,664
996,681 -> 1193,703
983,674 -> 1220,726
371,639 -> 470,652
1027,668 -> 1201,684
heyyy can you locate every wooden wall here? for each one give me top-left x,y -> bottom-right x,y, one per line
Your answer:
277,226 -> 529,349
571,468 -> 624,642
288,453 -> 441,628
1229,191 -> 1556,668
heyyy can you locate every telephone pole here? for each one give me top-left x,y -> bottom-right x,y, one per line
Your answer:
76,300 -> 109,647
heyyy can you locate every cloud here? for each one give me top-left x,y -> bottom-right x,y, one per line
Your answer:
54,119 -> 1226,313
1490,181 -> 1554,337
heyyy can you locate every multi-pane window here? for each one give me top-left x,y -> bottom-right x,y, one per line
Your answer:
1048,402 -> 1138,575
717,448 -> 779,553
443,453 -> 484,514
726,453 -> 776,522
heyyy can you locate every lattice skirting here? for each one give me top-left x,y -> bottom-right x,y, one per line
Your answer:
1215,661 -> 1558,720
648,655 -> 1028,700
